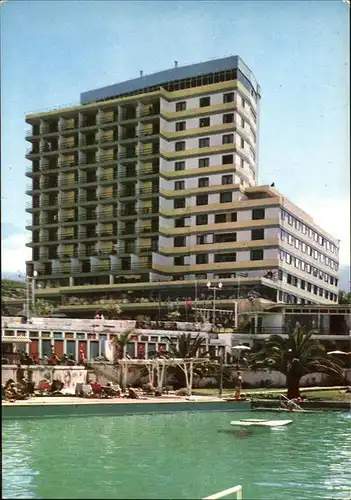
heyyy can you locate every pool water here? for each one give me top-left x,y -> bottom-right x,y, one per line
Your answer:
2,411 -> 351,499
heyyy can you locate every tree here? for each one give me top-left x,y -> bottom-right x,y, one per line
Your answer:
111,327 -> 136,361
102,303 -> 122,319
163,333 -> 206,388
338,291 -> 351,305
33,299 -> 55,316
249,326 -> 344,399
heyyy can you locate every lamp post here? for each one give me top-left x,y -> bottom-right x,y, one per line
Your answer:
207,281 -> 223,397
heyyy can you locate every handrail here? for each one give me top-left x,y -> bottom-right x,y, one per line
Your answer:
203,485 -> 242,500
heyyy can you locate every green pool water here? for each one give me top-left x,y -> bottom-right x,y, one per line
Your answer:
2,411 -> 351,499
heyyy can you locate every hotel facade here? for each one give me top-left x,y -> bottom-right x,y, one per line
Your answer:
25,56 -> 340,318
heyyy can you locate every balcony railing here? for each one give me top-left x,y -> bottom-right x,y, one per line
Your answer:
60,121 -> 79,131
118,151 -> 137,160
80,138 -> 98,147
139,107 -> 160,117
99,135 -> 118,144
99,114 -> 118,125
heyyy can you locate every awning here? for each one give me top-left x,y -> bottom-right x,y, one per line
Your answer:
1,336 -> 32,344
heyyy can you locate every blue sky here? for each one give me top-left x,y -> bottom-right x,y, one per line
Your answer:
1,0 -> 349,274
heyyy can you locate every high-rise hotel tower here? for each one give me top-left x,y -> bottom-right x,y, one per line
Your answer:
25,56 -> 340,316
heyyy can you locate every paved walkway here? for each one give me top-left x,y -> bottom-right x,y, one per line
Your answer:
2,394 -> 227,406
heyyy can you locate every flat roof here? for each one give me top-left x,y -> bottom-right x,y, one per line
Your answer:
80,55 -> 260,104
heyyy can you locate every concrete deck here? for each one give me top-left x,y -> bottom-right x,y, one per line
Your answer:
2,395 -> 250,419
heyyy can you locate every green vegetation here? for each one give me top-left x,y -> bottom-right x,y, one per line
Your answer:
250,326 -> 344,399
1,279 -> 26,299
111,327 -> 136,360
338,291 -> 351,305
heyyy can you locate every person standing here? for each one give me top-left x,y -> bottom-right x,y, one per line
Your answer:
234,371 -> 243,400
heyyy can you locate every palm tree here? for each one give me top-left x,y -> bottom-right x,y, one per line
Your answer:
163,333 -> 206,388
250,326 -> 344,399
111,327 -> 136,361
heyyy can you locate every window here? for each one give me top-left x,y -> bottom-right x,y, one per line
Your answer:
196,254 -> 208,264
223,92 -> 234,103
222,175 -> 233,185
196,235 -> 206,245
223,113 -> 234,124
199,157 -> 209,168
302,224 -> 307,234
214,253 -> 237,263
288,234 -> 293,245
295,239 -> 300,249
251,228 -> 264,240
294,258 -> 300,268
175,141 -> 185,151
313,249 -> 318,260
301,261 -> 306,271
240,158 -> 244,168
288,214 -> 293,226
250,249 -> 263,261
252,208 -> 265,220
287,274 -> 292,285
286,253 -> 292,264
196,194 -> 208,206
278,270 -> 283,281
241,97 -> 245,107
241,118 -> 245,128
295,219 -> 300,231
176,101 -> 186,112
199,138 -> 209,148
240,138 -> 245,148
175,218 -> 186,228
307,282 -> 312,292
198,177 -> 209,187
231,212 -> 237,222
174,198 -> 185,209
174,256 -> 184,265
222,154 -> 233,165
175,161 -> 185,171
176,121 -> 186,132
174,236 -> 186,247
200,96 -> 210,107
215,233 -> 237,243
215,214 -> 226,223
196,214 -> 208,225
175,181 -> 185,191
220,192 -> 232,203
223,134 -> 234,144
199,117 -> 210,128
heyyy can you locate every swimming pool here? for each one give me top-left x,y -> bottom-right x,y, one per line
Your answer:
2,411 -> 350,499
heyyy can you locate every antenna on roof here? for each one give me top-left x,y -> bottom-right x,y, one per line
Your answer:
174,61 -> 178,68
140,70 -> 143,77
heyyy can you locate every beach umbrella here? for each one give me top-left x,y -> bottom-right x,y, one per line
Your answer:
232,345 -> 251,351
327,350 -> 349,355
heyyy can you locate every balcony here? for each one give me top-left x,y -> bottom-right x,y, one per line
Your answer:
139,106 -> 160,118
61,198 -> 77,207
118,168 -> 137,179
139,166 -> 159,176
119,110 -> 137,122
139,146 -> 160,158
80,137 -> 98,148
60,121 -> 79,131
58,158 -> 78,169
59,141 -> 78,152
99,134 -> 118,145
99,114 -> 118,125
118,210 -> 137,218
119,189 -> 136,199
139,127 -> 160,138
97,212 -> 117,221
118,151 -> 137,160
80,117 -> 97,129
119,131 -> 137,142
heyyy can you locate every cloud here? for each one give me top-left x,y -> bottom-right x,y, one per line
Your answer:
1,232 -> 31,274
296,196 -> 350,266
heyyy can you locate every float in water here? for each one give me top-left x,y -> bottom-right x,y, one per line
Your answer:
230,418 -> 293,428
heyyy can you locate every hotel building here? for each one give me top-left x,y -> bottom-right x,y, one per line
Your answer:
25,56 -> 340,318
